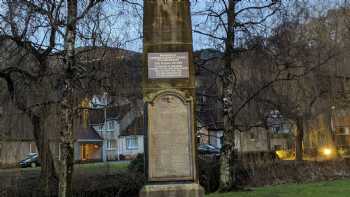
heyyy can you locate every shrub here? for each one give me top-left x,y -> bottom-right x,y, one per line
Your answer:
198,156 -> 220,193
73,171 -> 146,197
128,153 -> 145,174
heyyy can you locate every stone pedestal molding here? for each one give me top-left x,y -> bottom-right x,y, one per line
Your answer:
140,183 -> 204,197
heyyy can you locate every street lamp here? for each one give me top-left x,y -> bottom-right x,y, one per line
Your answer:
330,105 -> 336,137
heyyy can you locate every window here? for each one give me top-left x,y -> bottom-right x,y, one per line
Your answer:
108,121 -> 114,130
274,145 -> 282,151
249,132 -> 256,141
345,127 -> 350,135
126,136 -> 138,150
106,140 -> 116,150
271,127 -> 279,133
336,127 -> 346,135
29,143 -> 37,153
198,95 -> 207,105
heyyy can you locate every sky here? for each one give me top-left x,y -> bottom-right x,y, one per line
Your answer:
114,0 -> 347,52
0,0 -> 346,53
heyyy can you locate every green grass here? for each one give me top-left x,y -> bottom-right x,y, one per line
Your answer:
4,161 -> 129,175
74,161 -> 129,172
206,179 -> 350,197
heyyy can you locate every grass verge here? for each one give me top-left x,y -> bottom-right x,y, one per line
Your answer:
74,161 -> 129,171
206,179 -> 350,197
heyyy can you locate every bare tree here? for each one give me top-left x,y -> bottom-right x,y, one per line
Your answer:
0,0 -> 66,192
192,0 -> 281,190
192,0 -> 346,189
0,0 -> 127,195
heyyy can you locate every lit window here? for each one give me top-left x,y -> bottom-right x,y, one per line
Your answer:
126,136 -> 138,150
345,127 -> 350,135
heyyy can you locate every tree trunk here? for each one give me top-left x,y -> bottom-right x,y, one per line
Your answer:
219,0 -> 237,191
31,115 -> 57,195
58,104 -> 74,197
11,91 -> 58,194
58,0 -> 77,196
267,130 -> 271,151
295,116 -> 304,161
219,131 -> 237,191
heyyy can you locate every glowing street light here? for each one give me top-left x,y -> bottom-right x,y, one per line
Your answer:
321,147 -> 334,158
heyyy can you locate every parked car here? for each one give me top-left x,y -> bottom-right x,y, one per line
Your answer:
19,153 -> 40,168
198,144 -> 220,155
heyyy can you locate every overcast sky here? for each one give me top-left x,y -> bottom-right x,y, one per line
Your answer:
2,0 -> 341,53
114,0 -> 346,52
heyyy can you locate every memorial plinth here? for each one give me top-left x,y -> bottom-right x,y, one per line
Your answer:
141,0 -> 203,196
140,183 -> 204,197
148,92 -> 194,181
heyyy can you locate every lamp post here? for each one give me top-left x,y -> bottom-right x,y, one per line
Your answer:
331,105 -> 336,143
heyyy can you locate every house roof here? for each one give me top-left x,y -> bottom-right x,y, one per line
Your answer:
75,127 -> 103,141
198,109 -> 224,131
120,115 -> 144,136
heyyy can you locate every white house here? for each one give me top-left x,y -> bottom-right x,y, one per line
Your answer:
117,101 -> 144,159
76,95 -> 145,161
118,115 -> 144,159
90,115 -> 120,161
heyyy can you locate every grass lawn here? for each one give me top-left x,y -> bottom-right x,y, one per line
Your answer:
10,161 -> 129,172
206,179 -> 350,197
0,161 -> 129,177
74,161 -> 129,174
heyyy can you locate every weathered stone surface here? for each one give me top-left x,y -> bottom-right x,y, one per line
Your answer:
148,92 -> 194,181
143,0 -> 195,95
142,1 -> 201,195
143,0 -> 192,45
140,183 -> 204,197
143,0 -> 197,182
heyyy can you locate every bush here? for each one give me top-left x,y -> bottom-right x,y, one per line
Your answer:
73,171 -> 146,197
128,153 -> 145,174
198,156 -> 220,193
198,155 -> 252,193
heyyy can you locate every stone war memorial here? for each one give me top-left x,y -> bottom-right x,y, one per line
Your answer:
140,0 -> 204,197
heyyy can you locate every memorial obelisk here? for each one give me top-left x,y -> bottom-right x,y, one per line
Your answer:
140,0 -> 204,196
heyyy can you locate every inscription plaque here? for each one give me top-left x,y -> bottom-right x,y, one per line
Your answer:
148,93 -> 193,181
148,52 -> 189,79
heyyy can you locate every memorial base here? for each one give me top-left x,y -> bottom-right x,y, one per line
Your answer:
140,183 -> 204,197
